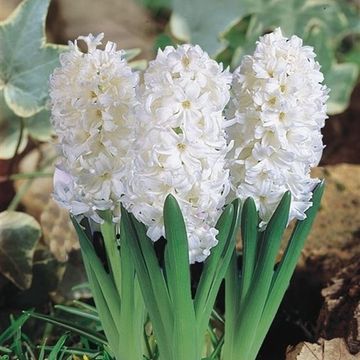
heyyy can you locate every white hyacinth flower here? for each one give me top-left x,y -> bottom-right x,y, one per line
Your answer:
122,45 -> 232,263
50,33 -> 138,222
227,28 -> 329,227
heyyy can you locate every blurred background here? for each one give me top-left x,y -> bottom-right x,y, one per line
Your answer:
0,0 -> 359,359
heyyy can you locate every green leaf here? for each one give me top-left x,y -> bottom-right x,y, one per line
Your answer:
117,235 -> 146,360
140,0 -> 171,11
27,312 -> 107,346
170,0 -> 256,55
229,0 -> 360,114
223,251 -> 240,360
99,211 -> 122,296
48,333 -> 68,360
233,192 -> 291,359
123,48 -> 142,61
163,194 -> 198,359
0,0 -> 66,117
71,218 -> 121,322
304,25 -> 359,115
249,182 -> 325,358
83,264 -> 119,354
0,211 -> 41,289
154,34 -> 175,51
238,197 -> 258,306
325,62 -> 358,115
195,200 -> 241,339
0,93 -> 28,159
55,304 -> 101,323
0,94 -> 53,159
120,207 -> 173,360
71,218 -> 122,355
244,0 -> 355,48
0,313 -> 30,345
26,109 -> 53,142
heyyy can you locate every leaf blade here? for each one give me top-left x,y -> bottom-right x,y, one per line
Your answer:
0,0 -> 66,117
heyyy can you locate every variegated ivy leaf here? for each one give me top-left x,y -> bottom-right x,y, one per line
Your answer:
0,0 -> 66,118
0,91 -> 52,159
170,0 -> 257,55
237,0 -> 360,114
170,0 -> 359,115
0,92 -> 28,159
0,211 -> 41,290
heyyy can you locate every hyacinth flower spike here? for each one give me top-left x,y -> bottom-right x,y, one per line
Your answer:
223,28 -> 328,360
49,28 -> 327,360
50,34 -> 145,360
120,44 -> 241,359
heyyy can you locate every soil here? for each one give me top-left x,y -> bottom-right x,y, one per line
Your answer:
322,84 -> 360,166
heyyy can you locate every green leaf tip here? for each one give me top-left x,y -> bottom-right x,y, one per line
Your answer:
164,193 -> 178,207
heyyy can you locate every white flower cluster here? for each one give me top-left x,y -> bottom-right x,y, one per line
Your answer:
50,33 -> 138,222
51,29 -> 328,262
226,28 -> 328,227
121,45 -> 232,263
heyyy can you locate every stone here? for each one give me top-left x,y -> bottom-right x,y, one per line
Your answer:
286,338 -> 359,359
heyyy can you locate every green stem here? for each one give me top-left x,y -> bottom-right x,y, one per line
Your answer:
10,171 -> 52,180
7,117 -> 24,177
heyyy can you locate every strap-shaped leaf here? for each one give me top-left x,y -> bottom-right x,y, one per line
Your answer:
163,194 -> 198,359
73,225 -> 119,353
120,207 -> 172,360
239,197 -> 259,306
85,263 -> 119,354
223,251 -> 241,360
249,182 -> 325,357
54,305 -> 100,323
195,199 -> 241,339
129,213 -> 173,328
48,333 -> 68,360
194,203 -> 234,314
117,232 -> 146,360
71,219 -> 121,325
100,211 -> 122,297
0,312 -> 30,345
233,192 -> 291,358
28,312 -> 107,346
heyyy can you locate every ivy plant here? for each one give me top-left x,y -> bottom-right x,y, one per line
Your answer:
0,0 -> 66,159
165,0 -> 360,115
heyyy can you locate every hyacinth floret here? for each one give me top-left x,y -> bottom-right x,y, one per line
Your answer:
121,44 -> 233,263
227,28 -> 329,227
50,33 -> 138,222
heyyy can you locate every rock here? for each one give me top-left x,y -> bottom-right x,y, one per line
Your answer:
283,164 -> 360,359
14,144 -> 55,220
53,0 -> 157,59
317,257 -> 360,354
261,164 -> 360,360
286,338 -> 359,359
285,164 -> 360,283
0,0 -> 21,21
14,145 -> 79,262
40,198 -> 79,262
0,0 -> 158,59
307,165 -> 360,254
